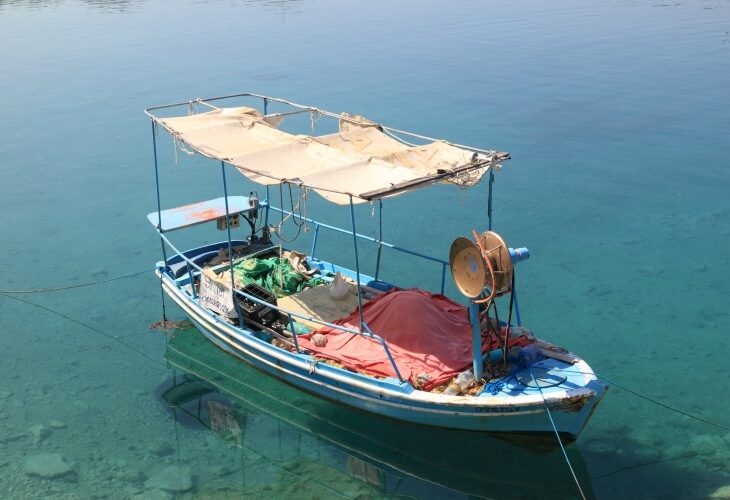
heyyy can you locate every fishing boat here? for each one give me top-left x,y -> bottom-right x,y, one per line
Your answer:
145,93 -> 607,440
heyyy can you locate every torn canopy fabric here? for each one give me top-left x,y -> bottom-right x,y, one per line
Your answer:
157,107 -> 503,204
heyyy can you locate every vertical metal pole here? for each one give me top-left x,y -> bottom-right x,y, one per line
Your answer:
287,313 -> 300,353
469,302 -> 484,381
221,161 -> 244,327
513,286 -> 522,326
264,185 -> 270,228
263,97 -> 268,115
349,196 -> 365,331
375,199 -> 383,280
310,223 -> 320,259
488,168 -> 495,231
152,120 -> 168,264
187,262 -> 196,298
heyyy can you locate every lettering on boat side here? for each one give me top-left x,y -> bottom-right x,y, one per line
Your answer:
473,406 -> 521,413
199,271 -> 237,318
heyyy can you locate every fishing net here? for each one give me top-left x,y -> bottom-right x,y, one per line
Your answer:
232,256 -> 325,298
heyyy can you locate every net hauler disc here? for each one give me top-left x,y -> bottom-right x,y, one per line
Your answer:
449,237 -> 487,298
476,231 -> 513,295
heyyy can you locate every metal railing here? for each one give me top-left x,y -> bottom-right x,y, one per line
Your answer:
269,206 -> 450,294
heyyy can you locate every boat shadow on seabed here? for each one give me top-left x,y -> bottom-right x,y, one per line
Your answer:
155,325 -> 596,499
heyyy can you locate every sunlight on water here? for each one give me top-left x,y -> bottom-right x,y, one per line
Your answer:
1,0 -> 729,498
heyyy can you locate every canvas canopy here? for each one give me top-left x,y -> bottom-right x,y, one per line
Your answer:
157,106 -> 507,204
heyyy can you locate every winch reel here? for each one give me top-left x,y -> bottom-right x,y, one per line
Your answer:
449,230 -> 514,303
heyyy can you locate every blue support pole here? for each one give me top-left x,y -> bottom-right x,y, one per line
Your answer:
513,286 -> 522,326
375,199 -> 383,280
488,168 -> 495,231
221,161 -> 244,327
264,185 -> 270,233
287,313 -> 300,353
349,196 -> 365,331
186,262 -> 196,298
469,302 -> 484,381
362,321 -> 404,382
310,223 -> 320,259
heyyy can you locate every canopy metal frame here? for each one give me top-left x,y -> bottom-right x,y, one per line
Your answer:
147,93 -> 507,386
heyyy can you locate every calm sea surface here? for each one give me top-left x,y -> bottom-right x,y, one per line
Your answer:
1,0 -> 729,498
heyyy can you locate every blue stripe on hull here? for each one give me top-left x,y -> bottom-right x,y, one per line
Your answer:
161,275 -> 601,438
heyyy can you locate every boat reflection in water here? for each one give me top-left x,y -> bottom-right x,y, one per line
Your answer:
158,326 -> 595,499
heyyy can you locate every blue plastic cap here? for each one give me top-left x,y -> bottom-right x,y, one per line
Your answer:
509,247 -> 530,263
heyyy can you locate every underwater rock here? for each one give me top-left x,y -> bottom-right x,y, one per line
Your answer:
28,424 -> 51,443
710,485 -> 730,499
583,437 -> 618,457
144,465 -> 193,493
117,468 -> 146,484
691,434 -> 718,457
637,265 -> 661,276
209,464 -> 234,478
0,431 -> 25,444
666,444 -> 697,459
49,420 -> 67,430
90,267 -> 108,277
149,440 -> 174,457
585,285 -> 613,297
130,489 -> 173,500
631,446 -> 661,463
24,453 -> 75,479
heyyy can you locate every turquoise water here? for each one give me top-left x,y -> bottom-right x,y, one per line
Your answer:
1,0 -> 729,498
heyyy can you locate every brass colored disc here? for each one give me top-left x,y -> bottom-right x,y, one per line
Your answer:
477,231 -> 513,294
449,237 -> 487,298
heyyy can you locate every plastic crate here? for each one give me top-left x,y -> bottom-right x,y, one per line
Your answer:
238,283 -> 277,323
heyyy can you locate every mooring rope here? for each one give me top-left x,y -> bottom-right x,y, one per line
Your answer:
0,293 -> 163,367
529,368 -> 587,500
560,368 -> 730,432
0,269 -> 151,294
590,450 -> 700,481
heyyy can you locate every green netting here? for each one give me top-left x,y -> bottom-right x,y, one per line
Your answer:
232,256 -> 325,298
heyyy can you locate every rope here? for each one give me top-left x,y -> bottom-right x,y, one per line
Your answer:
274,182 -> 304,242
0,293 -> 163,367
0,269 -> 151,294
590,450 -> 700,480
158,271 -> 168,323
529,368 -> 587,500
561,369 -> 730,432
483,380 -> 504,395
597,372 -> 730,432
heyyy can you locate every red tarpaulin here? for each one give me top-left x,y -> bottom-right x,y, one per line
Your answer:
297,289 -> 530,390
